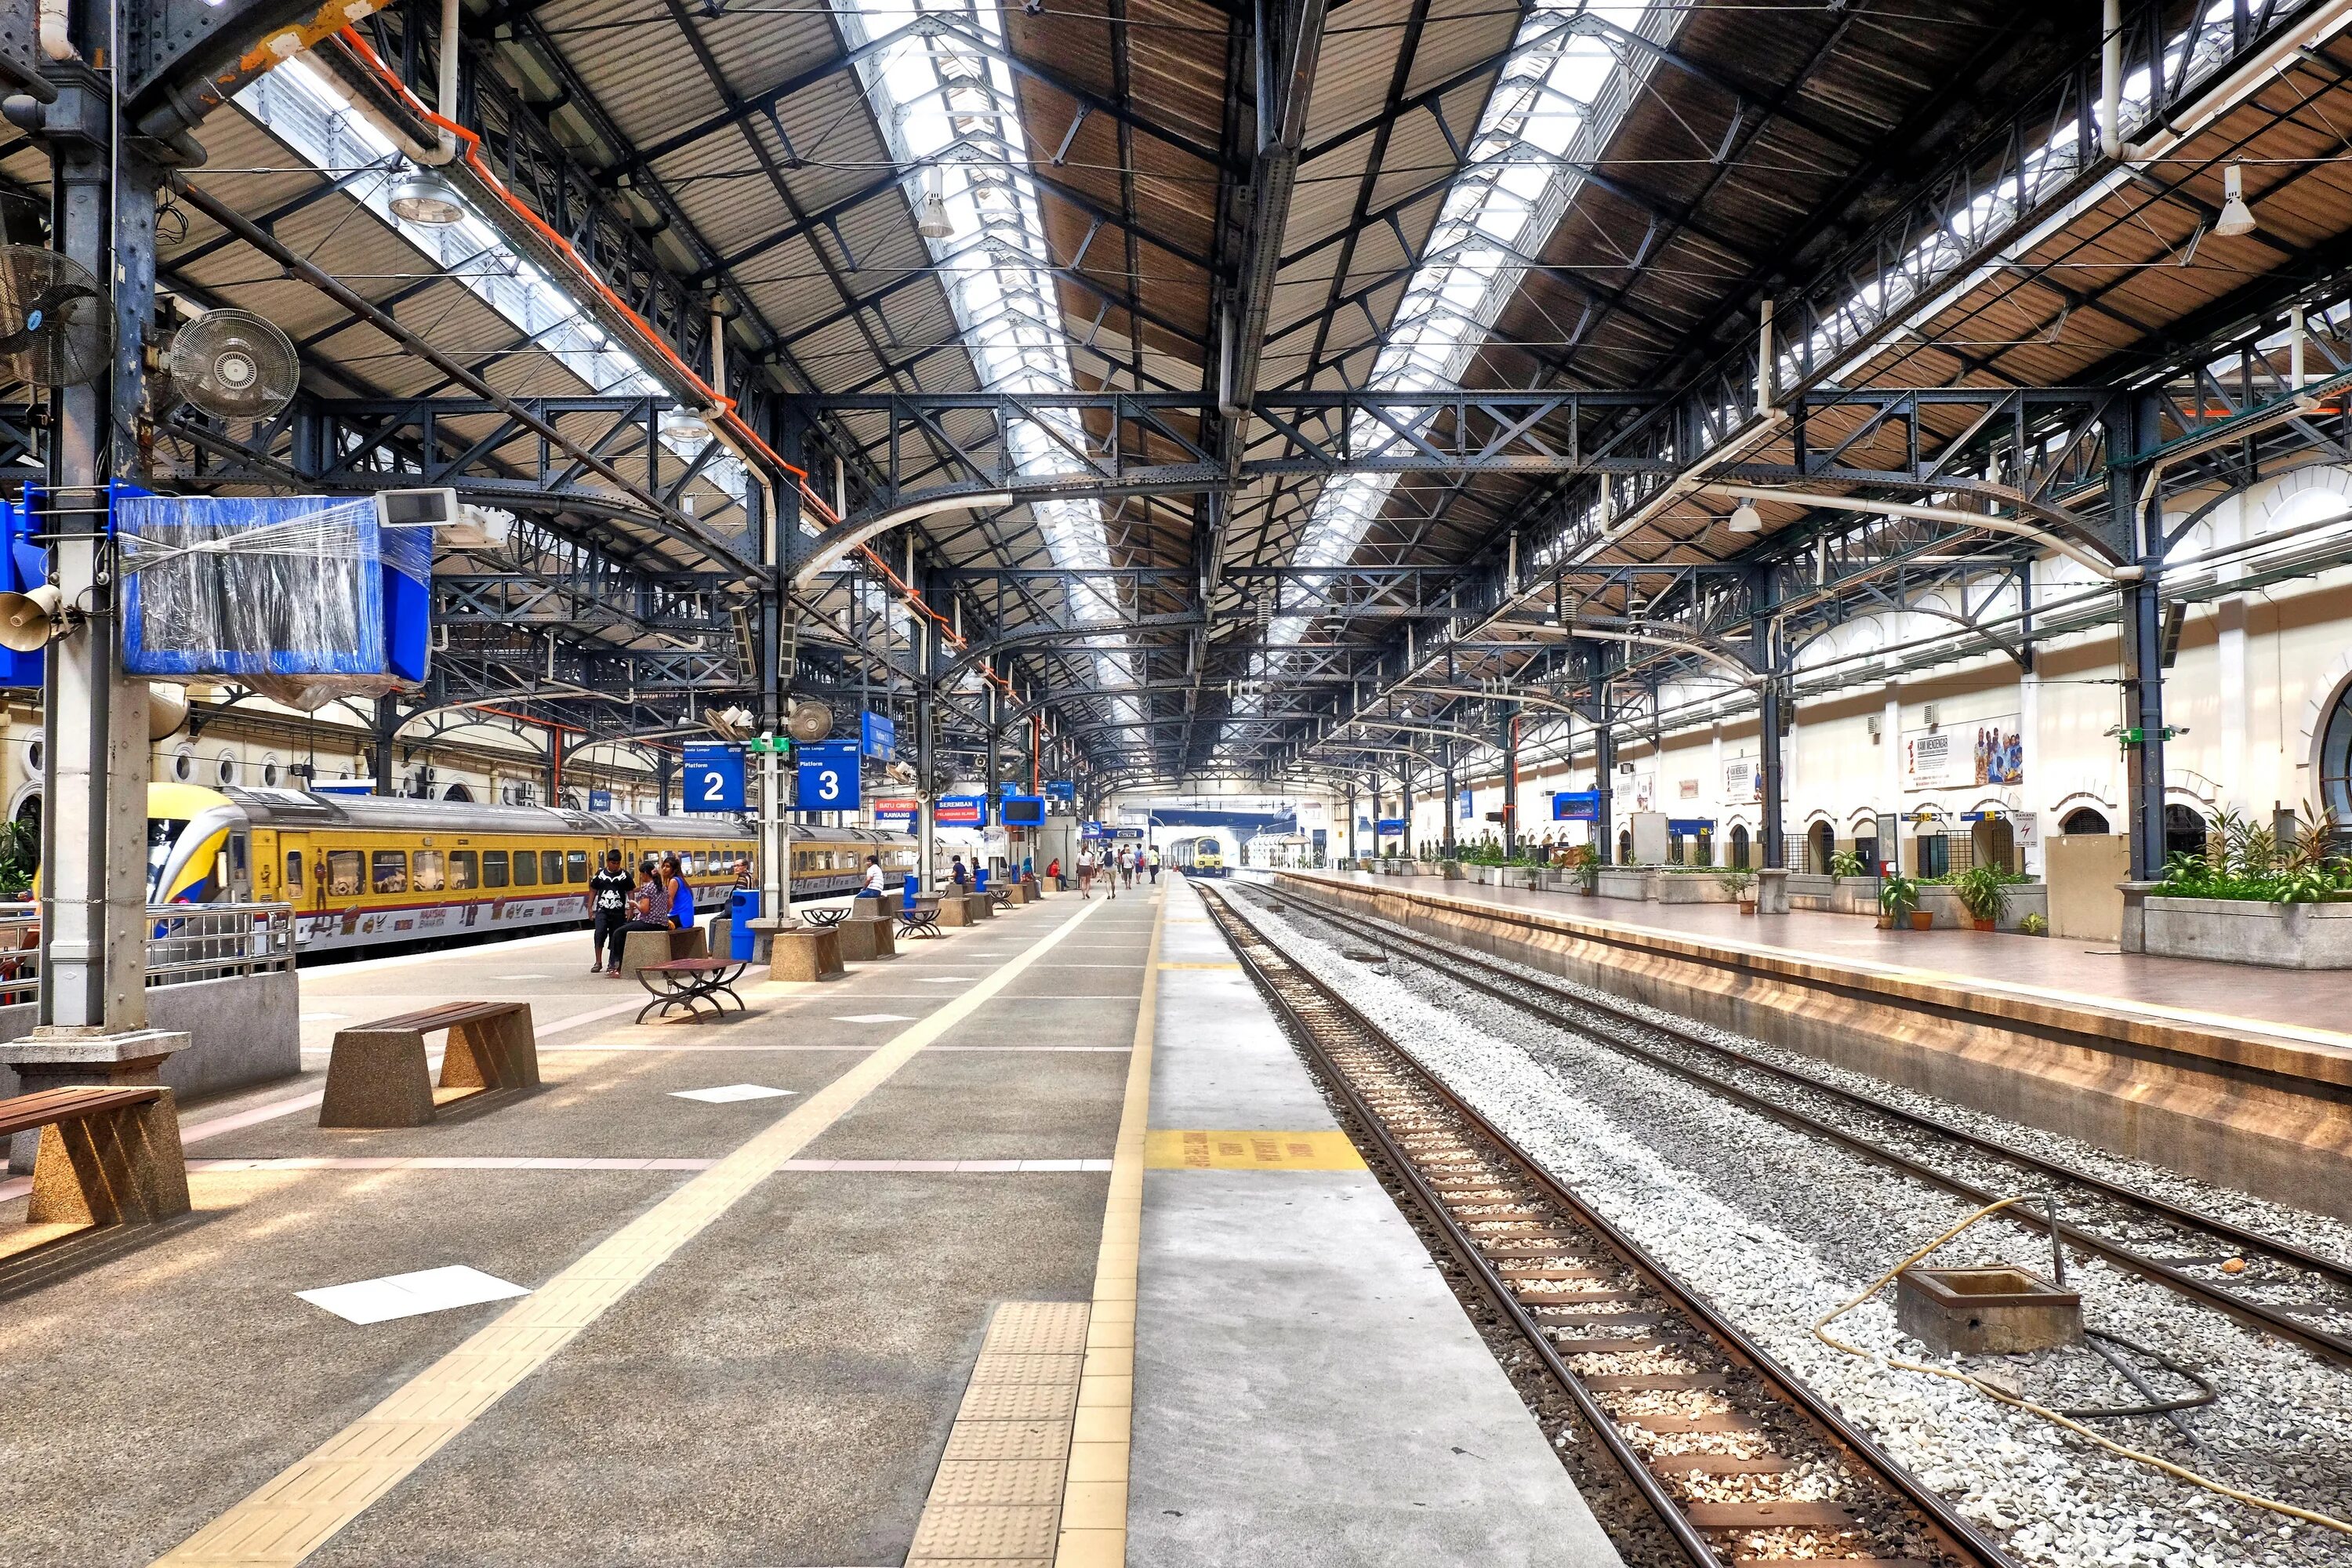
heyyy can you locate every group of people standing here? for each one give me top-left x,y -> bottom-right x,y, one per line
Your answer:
1071,842 -> 1156,899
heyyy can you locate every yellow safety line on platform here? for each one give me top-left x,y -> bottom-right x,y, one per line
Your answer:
1142,1129 -> 1366,1171
1052,882 -> 1163,1568
154,897 -> 1108,1568
1155,960 -> 1240,971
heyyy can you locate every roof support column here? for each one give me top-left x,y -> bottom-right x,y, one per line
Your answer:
1585,644 -> 1616,865
1500,704 -> 1519,860
2112,394 -> 2171,884
372,698 -> 400,796
916,585 -> 938,898
1440,745 -> 1456,860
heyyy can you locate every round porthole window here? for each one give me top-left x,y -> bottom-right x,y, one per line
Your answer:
216,754 -> 236,786
25,739 -> 41,775
173,750 -> 194,782
263,761 -> 281,787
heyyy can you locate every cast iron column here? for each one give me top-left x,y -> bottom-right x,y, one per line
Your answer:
1500,702 -> 1519,858
2112,396 -> 2169,880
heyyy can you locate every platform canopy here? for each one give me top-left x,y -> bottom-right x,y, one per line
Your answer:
1,0 -> 2348,828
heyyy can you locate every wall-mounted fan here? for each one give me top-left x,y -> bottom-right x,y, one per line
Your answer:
0,245 -> 111,388
166,308 -> 299,419
786,699 -> 833,743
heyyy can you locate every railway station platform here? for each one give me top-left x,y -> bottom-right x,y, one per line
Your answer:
1283,868 -> 2352,1223
0,877 -> 1616,1568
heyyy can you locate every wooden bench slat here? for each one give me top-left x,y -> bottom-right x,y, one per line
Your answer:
642,958 -> 737,974
0,1085 -> 164,1140
355,1001 -> 528,1034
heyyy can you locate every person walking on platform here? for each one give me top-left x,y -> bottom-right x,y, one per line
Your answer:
589,848 -> 631,974
1147,847 -> 1160,885
1076,847 -> 1095,898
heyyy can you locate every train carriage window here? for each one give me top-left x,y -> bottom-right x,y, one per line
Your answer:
542,850 -> 564,884
483,851 -> 510,888
511,848 -> 538,887
371,851 -> 408,895
566,850 -> 587,883
412,851 -> 446,892
449,851 -> 478,891
326,850 -> 362,897
285,852 -> 304,891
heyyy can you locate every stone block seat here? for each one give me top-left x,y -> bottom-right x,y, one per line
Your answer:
618,924 -> 709,979
0,1085 -> 190,1234
319,1000 -> 539,1129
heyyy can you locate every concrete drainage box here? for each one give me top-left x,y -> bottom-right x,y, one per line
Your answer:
1896,1266 -> 2082,1355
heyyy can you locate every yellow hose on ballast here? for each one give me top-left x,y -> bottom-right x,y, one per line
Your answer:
1813,1194 -> 2352,1536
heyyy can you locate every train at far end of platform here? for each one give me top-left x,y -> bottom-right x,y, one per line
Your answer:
143,783 -> 916,954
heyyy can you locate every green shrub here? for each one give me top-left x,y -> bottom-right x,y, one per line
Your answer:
1955,863 -> 2013,923
1878,873 -> 1920,919
1828,850 -> 1867,879
2018,913 -> 2048,936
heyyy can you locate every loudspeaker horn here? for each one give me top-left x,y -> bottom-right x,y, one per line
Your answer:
0,583 -> 62,652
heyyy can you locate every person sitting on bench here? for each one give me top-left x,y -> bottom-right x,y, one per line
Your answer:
608,858 -> 681,976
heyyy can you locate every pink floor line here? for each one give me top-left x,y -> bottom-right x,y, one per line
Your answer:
172,1156 -> 1109,1174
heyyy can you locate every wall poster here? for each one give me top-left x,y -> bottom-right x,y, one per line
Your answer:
1904,716 -> 2023,790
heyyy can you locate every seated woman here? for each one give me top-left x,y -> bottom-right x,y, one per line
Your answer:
608,861 -> 680,976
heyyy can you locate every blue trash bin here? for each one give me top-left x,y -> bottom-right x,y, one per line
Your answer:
975,867 -> 989,892
728,888 -> 760,960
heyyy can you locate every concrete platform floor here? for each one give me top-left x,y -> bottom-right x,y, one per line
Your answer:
0,876 -> 1617,1568
1315,869 -> 2352,1046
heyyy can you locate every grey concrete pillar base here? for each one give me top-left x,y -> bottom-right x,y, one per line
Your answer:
768,928 -> 846,982
2,1029 -> 190,1174
1755,867 -> 1791,916
2117,880 -> 2158,954
746,915 -> 806,964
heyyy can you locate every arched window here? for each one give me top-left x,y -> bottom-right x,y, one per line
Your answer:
1808,820 -> 1835,873
2060,807 -> 2111,835
2164,803 -> 2209,861
443,782 -> 475,803
2321,677 -> 2352,822
1730,824 -> 1749,869
1617,827 -> 1633,866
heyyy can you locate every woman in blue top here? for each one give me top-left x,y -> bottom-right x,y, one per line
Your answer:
664,855 -> 695,928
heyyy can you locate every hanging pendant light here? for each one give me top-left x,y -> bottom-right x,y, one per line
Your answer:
2214,163 -> 2257,238
1729,498 -> 1764,535
388,169 -> 464,227
915,164 -> 954,240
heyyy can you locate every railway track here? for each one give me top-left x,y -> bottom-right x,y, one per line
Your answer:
1244,877 -> 2352,1374
1195,882 -> 2017,1568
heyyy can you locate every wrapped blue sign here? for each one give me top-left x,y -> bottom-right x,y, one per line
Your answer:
0,499 -> 45,688
860,710 -> 895,758
114,492 -> 429,703
1044,779 -> 1075,800
1375,818 -> 1406,836
1552,791 -> 1599,822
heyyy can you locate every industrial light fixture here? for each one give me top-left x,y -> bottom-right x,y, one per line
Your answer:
1728,498 -> 1764,535
914,165 -> 954,240
387,169 -> 464,227
2214,163 -> 2257,238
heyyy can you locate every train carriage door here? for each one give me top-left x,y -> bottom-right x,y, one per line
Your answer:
226,829 -> 252,902
277,832 -> 322,910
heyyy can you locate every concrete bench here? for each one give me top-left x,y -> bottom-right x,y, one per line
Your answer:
2,1086 -> 189,1227
836,916 -> 898,962
968,893 -> 996,920
938,895 -> 975,928
618,924 -> 709,980
768,925 -> 847,982
320,1000 -> 540,1128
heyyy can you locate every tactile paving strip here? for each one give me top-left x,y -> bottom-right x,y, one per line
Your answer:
906,1301 -> 1091,1567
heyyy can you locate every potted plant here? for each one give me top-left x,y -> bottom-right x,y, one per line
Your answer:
1719,868 -> 1757,915
1829,849 -> 1866,880
1955,864 -> 2011,932
1878,872 -> 1922,931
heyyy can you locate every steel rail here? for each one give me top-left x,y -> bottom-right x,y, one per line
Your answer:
1256,877 -> 2352,1369
1196,883 -> 2018,1568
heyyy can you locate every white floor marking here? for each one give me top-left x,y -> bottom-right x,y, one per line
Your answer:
834,1012 -> 916,1023
670,1083 -> 797,1104
914,976 -> 975,985
296,1265 -> 532,1325
488,973 -> 548,981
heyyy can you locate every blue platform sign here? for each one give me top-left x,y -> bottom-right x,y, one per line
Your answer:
1375,818 -> 1406,837
683,744 -> 746,813
796,739 -> 862,811
1044,779 -> 1076,801
860,710 -> 895,758
1668,818 -> 1715,835
1552,790 -> 1599,822
588,788 -> 613,811
935,795 -> 985,827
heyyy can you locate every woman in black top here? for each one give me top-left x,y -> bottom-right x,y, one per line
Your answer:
589,848 -> 633,974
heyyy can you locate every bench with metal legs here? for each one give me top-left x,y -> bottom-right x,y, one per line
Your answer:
636,956 -> 752,1023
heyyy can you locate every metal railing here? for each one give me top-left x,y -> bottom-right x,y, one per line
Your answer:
0,902 -> 297,1005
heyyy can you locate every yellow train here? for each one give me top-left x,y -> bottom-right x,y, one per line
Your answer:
146,783 -> 916,954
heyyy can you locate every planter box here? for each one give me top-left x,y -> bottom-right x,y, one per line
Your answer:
1914,884 -> 2049,931
1653,873 -> 1737,905
1595,867 -> 1654,902
2143,895 -> 2352,968
1784,872 -> 1835,910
